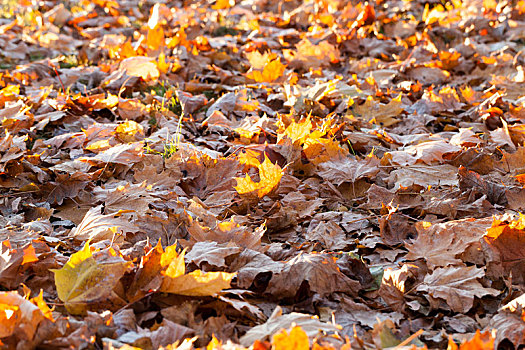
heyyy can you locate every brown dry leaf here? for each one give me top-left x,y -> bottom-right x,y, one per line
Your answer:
484,215 -> 525,283
266,253 -> 361,298
490,121 -> 516,151
458,166 -> 507,206
80,142 -> 144,166
317,156 -> 380,186
186,216 -> 265,250
417,265 -> 499,313
488,310 -> 525,348
305,221 -> 347,250
379,264 -> 416,313
450,128 -> 482,147
118,98 -> 149,121
405,217 -> 493,269
387,164 -> 458,190
185,241 -> 242,269
68,205 -> 139,242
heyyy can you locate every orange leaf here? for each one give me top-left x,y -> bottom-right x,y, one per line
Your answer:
21,244 -> 38,265
212,0 -> 235,10
147,25 -> 165,52
448,330 -> 495,350
272,326 -> 309,350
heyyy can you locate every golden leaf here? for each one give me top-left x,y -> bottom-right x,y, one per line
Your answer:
51,242 -> 131,315
246,57 -> 286,83
235,155 -> 283,198
160,269 -> 235,296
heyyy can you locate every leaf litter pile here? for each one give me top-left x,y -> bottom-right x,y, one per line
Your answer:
5,0 -> 525,348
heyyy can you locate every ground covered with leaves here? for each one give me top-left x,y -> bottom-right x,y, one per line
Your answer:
3,0 -> 525,348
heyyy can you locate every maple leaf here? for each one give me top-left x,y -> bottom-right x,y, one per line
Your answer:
126,241 -> 181,302
0,291 -> 52,343
159,247 -> 235,296
266,253 -> 361,298
80,142 -> 144,166
119,57 -> 160,81
405,217 -> 493,269
246,57 -> 286,83
160,269 -> 235,296
128,242 -> 235,299
352,94 -> 404,127
186,216 -> 265,250
51,242 -> 132,315
387,164 -> 459,190
279,117 -> 312,145
69,205 -> 139,242
417,265 -> 499,313
484,214 -> 525,283
317,155 -> 380,186
235,155 -> 283,199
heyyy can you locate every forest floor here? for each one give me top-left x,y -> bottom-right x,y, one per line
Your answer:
1,0 -> 525,349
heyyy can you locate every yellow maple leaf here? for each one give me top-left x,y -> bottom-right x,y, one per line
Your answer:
246,57 -> 286,83
160,269 -> 235,296
235,155 -> 283,198
280,117 -> 312,145
129,242 -> 233,299
115,119 -> 144,143
51,242 -> 131,315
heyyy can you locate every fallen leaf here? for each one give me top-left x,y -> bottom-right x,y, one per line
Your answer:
160,269 -> 235,296
52,242 -> 131,314
235,155 -> 283,199
266,253 -> 361,298
484,214 -> 525,283
0,291 -> 50,341
317,156 -> 380,186
417,265 -> 499,313
387,164 -> 459,190
68,205 -> 138,242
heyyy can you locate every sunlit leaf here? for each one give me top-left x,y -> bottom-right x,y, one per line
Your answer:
51,242 -> 131,315
235,155 -> 283,198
